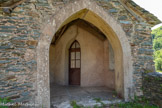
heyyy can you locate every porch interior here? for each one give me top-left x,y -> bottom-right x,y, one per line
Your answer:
50,19 -> 122,108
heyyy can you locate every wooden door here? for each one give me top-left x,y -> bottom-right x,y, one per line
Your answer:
69,41 -> 81,85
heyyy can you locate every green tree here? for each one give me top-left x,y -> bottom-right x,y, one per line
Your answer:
152,26 -> 162,72
154,49 -> 162,71
153,38 -> 162,51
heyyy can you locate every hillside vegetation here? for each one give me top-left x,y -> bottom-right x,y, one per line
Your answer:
152,26 -> 162,72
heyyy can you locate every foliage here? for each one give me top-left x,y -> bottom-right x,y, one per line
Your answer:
70,98 -> 106,108
93,98 -> 106,108
152,26 -> 162,39
153,38 -> 162,51
110,96 -> 159,108
152,26 -> 162,72
0,98 -> 12,108
70,101 -> 83,108
113,102 -> 159,108
154,49 -> 162,70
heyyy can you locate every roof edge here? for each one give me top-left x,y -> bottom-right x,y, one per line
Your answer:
122,0 -> 161,26
0,0 -> 28,14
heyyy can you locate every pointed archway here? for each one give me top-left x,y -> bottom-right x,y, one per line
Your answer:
36,0 -> 133,107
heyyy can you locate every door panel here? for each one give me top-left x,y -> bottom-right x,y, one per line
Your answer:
69,41 -> 81,85
69,69 -> 80,85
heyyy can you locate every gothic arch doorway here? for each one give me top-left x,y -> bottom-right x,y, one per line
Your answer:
36,0 -> 134,107
69,40 -> 81,85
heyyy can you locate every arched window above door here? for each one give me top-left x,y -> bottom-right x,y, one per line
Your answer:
71,40 -> 80,49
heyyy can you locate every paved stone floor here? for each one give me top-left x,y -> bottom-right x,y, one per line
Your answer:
50,84 -> 122,108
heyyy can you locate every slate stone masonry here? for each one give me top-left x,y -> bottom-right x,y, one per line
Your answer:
143,72 -> 162,107
0,0 -> 160,106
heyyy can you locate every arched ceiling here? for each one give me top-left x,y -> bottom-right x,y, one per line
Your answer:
51,19 -> 107,45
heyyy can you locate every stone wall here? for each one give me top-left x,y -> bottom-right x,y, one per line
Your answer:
94,0 -> 155,96
0,0 -> 156,106
143,72 -> 162,107
0,3 -> 39,104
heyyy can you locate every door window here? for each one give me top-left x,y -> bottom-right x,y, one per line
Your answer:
70,41 -> 81,69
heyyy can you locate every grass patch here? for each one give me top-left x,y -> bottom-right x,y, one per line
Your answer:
110,96 -> 159,108
70,98 -> 106,108
0,98 -> 12,108
111,102 -> 159,108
